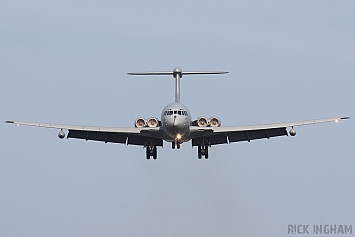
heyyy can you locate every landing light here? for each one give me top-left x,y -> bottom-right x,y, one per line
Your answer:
176,134 -> 182,140
335,119 -> 339,123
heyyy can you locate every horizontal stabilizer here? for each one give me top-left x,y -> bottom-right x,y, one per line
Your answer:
128,68 -> 228,77
127,72 -> 173,75
127,71 -> 229,76
127,67 -> 228,102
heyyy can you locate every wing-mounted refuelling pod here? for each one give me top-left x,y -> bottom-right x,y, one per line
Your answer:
289,127 -> 296,136
58,129 -> 65,139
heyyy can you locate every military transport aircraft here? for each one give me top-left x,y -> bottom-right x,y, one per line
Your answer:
6,67 -> 349,159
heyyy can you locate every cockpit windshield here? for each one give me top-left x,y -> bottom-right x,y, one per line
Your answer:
164,109 -> 188,116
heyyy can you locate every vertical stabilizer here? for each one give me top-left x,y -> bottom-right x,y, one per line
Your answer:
173,68 -> 182,103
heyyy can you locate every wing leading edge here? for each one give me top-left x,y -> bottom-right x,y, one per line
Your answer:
191,116 -> 349,146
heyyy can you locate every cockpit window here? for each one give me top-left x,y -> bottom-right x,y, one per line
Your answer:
165,109 -> 189,116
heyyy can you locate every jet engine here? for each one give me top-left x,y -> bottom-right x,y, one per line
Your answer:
135,118 -> 146,128
209,117 -> 221,127
147,117 -> 159,127
197,117 -> 209,127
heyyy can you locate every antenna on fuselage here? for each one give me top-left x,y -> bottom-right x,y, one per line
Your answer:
127,68 -> 229,103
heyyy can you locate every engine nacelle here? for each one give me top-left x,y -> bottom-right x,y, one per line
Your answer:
197,117 -> 209,127
209,117 -> 221,127
147,117 -> 159,127
135,118 -> 146,128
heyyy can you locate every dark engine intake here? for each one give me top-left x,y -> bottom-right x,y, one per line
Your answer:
135,118 -> 146,128
209,117 -> 221,127
197,117 -> 209,127
147,117 -> 159,127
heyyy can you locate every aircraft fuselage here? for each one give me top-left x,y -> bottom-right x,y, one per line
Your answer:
161,102 -> 191,143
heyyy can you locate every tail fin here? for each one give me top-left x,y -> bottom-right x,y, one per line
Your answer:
127,67 -> 229,102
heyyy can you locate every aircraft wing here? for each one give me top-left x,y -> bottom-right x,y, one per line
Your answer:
5,120 -> 163,147
190,116 -> 349,146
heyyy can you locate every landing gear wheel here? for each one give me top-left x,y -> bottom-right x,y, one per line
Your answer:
176,142 -> 181,149
197,146 -> 209,159
172,142 -> 175,149
146,147 -> 151,160
146,146 -> 157,160
153,146 -> 157,160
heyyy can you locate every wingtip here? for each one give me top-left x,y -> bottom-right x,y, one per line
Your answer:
5,120 -> 14,124
341,116 -> 350,120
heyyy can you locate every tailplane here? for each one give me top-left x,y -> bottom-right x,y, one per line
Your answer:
128,67 -> 229,102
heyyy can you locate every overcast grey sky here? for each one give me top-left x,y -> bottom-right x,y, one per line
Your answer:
1,1 -> 354,237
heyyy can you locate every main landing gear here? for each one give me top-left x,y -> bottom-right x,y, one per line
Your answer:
146,146 -> 157,160
198,146 -> 209,159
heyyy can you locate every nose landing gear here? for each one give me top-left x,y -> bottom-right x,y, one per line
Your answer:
146,146 -> 157,160
198,146 -> 209,159
172,140 -> 181,149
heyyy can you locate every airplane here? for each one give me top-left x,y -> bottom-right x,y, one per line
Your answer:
6,67 -> 349,160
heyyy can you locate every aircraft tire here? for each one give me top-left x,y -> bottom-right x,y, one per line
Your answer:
146,147 -> 151,160
153,146 -> 157,160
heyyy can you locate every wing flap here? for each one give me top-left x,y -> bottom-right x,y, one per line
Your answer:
67,130 -> 163,146
127,135 -> 163,146
68,130 -> 127,144
191,127 -> 287,146
192,134 -> 227,146
228,127 -> 287,142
